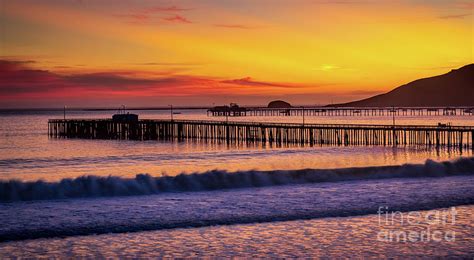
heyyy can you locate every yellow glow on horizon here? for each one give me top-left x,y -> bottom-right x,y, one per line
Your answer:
2,0 -> 472,106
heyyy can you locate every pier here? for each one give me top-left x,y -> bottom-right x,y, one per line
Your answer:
48,119 -> 474,150
207,107 -> 474,117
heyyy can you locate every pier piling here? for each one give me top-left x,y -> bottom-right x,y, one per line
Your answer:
48,119 -> 474,150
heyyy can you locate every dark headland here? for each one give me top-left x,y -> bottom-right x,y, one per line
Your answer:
334,64 -> 474,107
268,100 -> 292,108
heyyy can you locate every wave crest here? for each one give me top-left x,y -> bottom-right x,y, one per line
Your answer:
1,157 -> 473,202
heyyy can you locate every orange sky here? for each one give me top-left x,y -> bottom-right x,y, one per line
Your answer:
0,0 -> 473,108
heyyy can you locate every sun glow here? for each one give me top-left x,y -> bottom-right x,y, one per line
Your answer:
1,0 -> 472,107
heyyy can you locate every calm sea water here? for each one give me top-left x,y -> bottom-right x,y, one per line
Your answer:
0,109 -> 473,181
0,109 -> 473,257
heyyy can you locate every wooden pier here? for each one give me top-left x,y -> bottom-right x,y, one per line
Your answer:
208,107 -> 474,117
48,119 -> 474,150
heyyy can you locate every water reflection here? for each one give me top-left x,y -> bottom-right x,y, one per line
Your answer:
1,109 -> 473,181
1,205 -> 472,258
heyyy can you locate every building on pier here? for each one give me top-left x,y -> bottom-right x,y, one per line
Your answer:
112,105 -> 139,122
207,103 -> 247,117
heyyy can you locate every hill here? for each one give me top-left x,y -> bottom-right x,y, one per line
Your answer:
268,100 -> 292,108
335,64 -> 474,107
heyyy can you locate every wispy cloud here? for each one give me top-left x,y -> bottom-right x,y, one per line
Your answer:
0,60 -> 203,96
438,13 -> 471,19
0,60 -> 308,102
0,59 -> 36,66
65,72 -> 159,87
113,13 -> 150,24
221,77 -> 302,89
163,15 -> 193,24
213,24 -> 256,29
144,6 -> 192,13
313,0 -> 371,5
115,5 -> 191,24
455,1 -> 474,9
136,62 -> 203,67
312,65 -> 342,72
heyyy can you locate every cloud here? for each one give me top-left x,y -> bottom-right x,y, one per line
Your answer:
136,62 -> 203,66
455,1 -> 474,9
438,13 -> 471,19
213,24 -> 256,29
0,59 -> 36,67
221,77 -> 301,89
115,5 -> 191,23
54,65 -> 76,69
113,13 -> 150,23
65,73 -> 159,87
312,65 -> 343,71
313,0 -> 371,4
0,60 -> 300,100
1,59 -> 318,108
0,60 -> 205,97
144,6 -> 192,13
0,60 -> 57,84
163,15 -> 193,24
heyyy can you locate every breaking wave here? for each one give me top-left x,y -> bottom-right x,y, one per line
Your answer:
1,157 -> 474,202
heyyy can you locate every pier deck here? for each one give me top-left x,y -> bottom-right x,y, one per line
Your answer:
208,106 -> 474,117
48,119 -> 474,150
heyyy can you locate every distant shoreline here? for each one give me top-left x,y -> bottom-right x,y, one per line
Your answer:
1,105 -> 473,112
0,107 -> 211,112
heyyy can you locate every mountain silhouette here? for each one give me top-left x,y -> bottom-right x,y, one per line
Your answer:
335,64 -> 474,107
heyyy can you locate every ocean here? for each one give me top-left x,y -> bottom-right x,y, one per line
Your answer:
0,109 -> 473,257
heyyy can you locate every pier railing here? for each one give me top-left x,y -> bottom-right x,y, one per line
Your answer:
48,119 -> 474,150
207,106 -> 474,117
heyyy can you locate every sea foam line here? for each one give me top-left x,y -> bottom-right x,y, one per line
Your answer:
1,157 -> 473,202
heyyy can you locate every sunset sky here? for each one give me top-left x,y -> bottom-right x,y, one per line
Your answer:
1,0 -> 473,108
